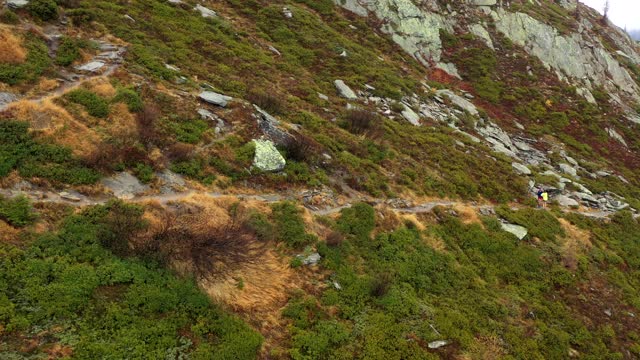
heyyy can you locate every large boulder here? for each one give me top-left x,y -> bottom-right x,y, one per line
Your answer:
194,4 -> 216,18
512,162 -> 531,175
555,195 -> 579,207
401,104 -> 421,126
102,172 -> 149,199
252,139 -> 286,172
501,223 -> 528,240
334,80 -> 357,100
558,163 -> 577,177
199,91 -> 232,107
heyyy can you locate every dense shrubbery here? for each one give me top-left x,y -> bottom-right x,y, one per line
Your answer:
113,87 -> 144,112
55,36 -> 82,66
0,121 -> 100,185
66,89 -> 110,118
27,0 -> 58,21
0,201 -> 262,358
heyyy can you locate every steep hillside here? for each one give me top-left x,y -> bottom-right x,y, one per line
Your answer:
1,0 -> 640,358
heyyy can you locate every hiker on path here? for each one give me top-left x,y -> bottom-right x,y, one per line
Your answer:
536,188 -> 544,208
541,189 -> 549,208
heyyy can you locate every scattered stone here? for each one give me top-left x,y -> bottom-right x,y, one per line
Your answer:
199,91 -> 232,107
501,223 -> 528,240
157,170 -> 186,193
604,309 -> 612,317
252,139 -> 286,172
318,92 -> 329,101
124,14 -> 136,22
75,61 -> 106,73
282,7 -> 293,18
428,340 -> 449,349
297,252 -> 321,266
467,0 -> 497,5
334,80 -> 358,100
512,162 -> 531,175
333,281 -> 342,290
102,172 -> 149,199
194,4 -> 217,18
268,45 -> 281,56
165,64 -> 180,72
254,105 -> 292,146
607,127 -> 628,147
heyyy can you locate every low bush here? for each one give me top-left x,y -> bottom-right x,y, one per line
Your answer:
0,10 -> 20,24
113,88 -> 144,112
343,109 -> 379,134
66,89 -> 110,118
27,0 -> 59,21
246,90 -> 284,115
271,202 -> 316,248
55,37 -> 82,66
0,195 -> 36,227
0,37 -> 50,85
169,119 -> 208,144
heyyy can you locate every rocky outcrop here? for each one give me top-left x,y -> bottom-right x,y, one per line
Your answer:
199,91 -> 232,107
335,0 -> 453,68
491,8 -> 640,103
194,4 -> 216,18
102,172 -> 149,199
253,105 -> 293,146
501,222 -> 528,240
252,139 -> 286,172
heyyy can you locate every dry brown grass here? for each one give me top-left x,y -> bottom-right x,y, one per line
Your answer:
464,335 -> 507,360
107,102 -> 137,139
0,220 -> 20,243
36,78 -> 60,93
558,218 -> 592,271
0,28 -> 27,64
5,99 -> 100,156
88,80 -> 117,98
453,204 -> 482,225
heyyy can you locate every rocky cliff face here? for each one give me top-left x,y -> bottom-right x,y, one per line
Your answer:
336,0 -> 640,112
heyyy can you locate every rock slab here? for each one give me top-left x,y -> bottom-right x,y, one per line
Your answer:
252,139 -> 286,172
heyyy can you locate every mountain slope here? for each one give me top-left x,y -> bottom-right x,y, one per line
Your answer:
1,0 -> 640,358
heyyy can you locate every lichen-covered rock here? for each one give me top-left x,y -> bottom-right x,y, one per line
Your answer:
491,9 -> 640,103
436,89 -> 479,116
334,80 -> 357,100
501,223 -> 528,240
252,139 -> 286,172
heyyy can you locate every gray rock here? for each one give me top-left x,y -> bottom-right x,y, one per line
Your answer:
124,14 -> 136,22
102,172 -> 149,199
298,252 -> 321,266
194,4 -> 217,18
334,80 -> 357,100
469,23 -> 494,49
75,61 -> 106,72
268,45 -> 281,56
435,62 -> 461,79
467,0 -> 496,5
199,91 -> 232,107
7,0 -> 29,8
512,162 -> 531,175
401,104 -> 421,126
254,105 -> 293,146
0,92 -> 19,110
333,281 -> 342,290
501,223 -> 528,240
559,163 -> 577,177
252,139 -> 286,172
574,192 -> 598,203
436,89 -> 479,116
428,340 -> 449,349
157,170 -> 186,193
555,195 -> 579,207
59,191 -> 82,202
607,127 -> 628,147
165,64 -> 180,72
318,92 -> 329,101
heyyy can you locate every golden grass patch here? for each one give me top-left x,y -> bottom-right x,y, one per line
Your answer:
0,220 -> 20,243
88,79 -> 117,98
36,78 -> 60,93
0,28 -> 27,64
453,204 -> 482,225
6,99 -> 100,156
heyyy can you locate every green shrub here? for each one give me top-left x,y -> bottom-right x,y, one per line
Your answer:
271,202 -> 316,248
171,158 -> 215,184
27,0 -> 59,21
0,10 -> 20,24
336,202 -> 375,241
0,196 -> 36,227
496,206 -> 565,242
66,89 -> 110,118
132,163 -> 154,183
170,119 -> 208,144
55,37 -> 82,66
113,88 -> 144,112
